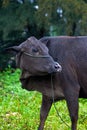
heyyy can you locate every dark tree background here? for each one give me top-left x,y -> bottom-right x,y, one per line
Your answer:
0,0 -> 87,70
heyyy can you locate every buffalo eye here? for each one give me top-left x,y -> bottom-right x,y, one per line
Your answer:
32,48 -> 39,53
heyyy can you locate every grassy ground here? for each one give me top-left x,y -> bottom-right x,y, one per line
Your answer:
0,69 -> 87,130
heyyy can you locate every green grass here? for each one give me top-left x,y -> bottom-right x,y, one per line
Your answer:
0,69 -> 87,130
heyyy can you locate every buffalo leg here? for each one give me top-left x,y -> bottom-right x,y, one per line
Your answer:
38,95 -> 52,130
65,85 -> 80,130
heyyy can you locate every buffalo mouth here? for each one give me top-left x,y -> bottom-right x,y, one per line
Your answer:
45,62 -> 62,74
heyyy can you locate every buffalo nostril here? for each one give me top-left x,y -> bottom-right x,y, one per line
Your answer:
55,64 -> 59,69
54,62 -> 62,72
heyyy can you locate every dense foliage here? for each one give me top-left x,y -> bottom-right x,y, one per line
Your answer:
0,69 -> 87,130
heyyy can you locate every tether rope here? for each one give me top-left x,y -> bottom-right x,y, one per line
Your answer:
51,74 -> 70,128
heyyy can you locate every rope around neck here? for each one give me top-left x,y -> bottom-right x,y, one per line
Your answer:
24,52 -> 50,58
51,74 -> 70,128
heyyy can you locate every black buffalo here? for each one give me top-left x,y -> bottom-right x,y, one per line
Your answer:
8,36 -> 87,130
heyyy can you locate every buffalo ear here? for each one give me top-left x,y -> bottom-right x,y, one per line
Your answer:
5,46 -> 21,53
39,38 -> 49,46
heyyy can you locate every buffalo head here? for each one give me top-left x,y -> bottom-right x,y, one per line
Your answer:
7,37 -> 62,78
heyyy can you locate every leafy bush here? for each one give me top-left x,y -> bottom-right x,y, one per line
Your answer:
0,69 -> 87,130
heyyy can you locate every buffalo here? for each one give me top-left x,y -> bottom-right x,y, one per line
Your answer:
8,36 -> 87,130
